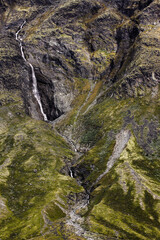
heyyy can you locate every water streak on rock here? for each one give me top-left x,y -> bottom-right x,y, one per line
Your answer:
29,63 -> 48,121
16,21 -> 48,121
69,169 -> 74,178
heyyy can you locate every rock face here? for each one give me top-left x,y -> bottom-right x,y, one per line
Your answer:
0,0 -> 160,239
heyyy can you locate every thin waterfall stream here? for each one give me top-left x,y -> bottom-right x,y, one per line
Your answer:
69,168 -> 74,178
16,21 -> 48,121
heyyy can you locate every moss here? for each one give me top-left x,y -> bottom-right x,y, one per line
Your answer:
70,91 -> 160,239
80,81 -> 103,114
45,202 -> 66,221
133,159 -> 160,182
80,113 -> 102,146
0,91 -> 84,239
88,179 -> 160,239
25,7 -> 56,41
91,50 -> 116,75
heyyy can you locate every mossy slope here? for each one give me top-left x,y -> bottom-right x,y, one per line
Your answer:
71,91 -> 160,239
0,91 -> 83,240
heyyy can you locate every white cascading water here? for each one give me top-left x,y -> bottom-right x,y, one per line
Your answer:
16,21 -> 27,61
69,169 -> 74,178
16,21 -> 48,121
29,63 -> 48,121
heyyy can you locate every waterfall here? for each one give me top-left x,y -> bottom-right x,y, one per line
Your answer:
69,169 -> 74,178
16,21 -> 48,121
15,21 -> 26,41
29,63 -> 48,121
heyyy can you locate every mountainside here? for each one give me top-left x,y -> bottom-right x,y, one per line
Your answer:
0,0 -> 160,239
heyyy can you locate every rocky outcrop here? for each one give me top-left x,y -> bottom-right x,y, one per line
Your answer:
0,0 -> 160,239
1,0 -> 159,116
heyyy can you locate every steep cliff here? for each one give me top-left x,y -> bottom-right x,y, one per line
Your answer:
0,0 -> 160,239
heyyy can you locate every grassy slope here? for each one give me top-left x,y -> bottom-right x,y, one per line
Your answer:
0,90 -> 84,240
71,88 -> 160,239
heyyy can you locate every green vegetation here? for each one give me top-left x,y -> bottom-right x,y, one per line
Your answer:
0,90 -> 83,240
70,92 -> 160,239
0,0 -> 160,239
